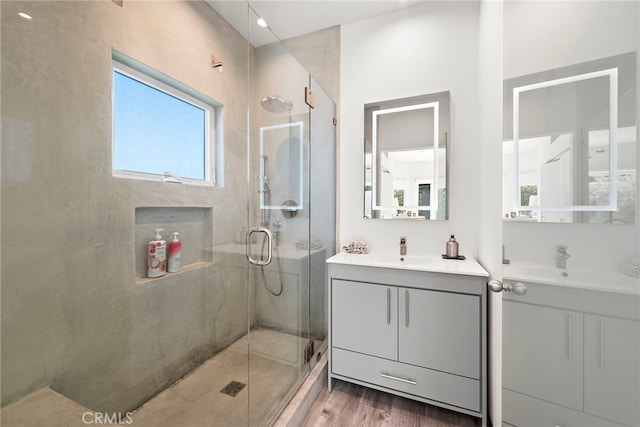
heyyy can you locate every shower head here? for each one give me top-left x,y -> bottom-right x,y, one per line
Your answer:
260,95 -> 293,113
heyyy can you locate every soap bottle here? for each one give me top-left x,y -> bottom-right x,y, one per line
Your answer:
168,232 -> 182,273
446,235 -> 459,258
147,228 -> 167,278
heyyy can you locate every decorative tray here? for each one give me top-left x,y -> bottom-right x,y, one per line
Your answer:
441,254 -> 466,260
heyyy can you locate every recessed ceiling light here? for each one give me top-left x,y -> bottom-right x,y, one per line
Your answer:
18,12 -> 33,20
256,18 -> 268,28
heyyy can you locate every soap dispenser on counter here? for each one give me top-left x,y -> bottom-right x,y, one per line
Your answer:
445,235 -> 460,259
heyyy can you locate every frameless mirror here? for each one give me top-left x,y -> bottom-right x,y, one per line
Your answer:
259,121 -> 304,214
364,92 -> 449,220
503,52 -> 636,223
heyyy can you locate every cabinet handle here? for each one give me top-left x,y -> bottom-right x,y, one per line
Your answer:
405,290 -> 409,327
600,320 -> 605,369
568,315 -> 573,362
380,372 -> 417,385
387,288 -> 391,325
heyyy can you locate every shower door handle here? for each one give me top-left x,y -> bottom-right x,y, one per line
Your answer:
246,227 -> 273,266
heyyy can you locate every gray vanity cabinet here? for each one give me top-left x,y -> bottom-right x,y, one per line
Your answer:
332,279 -> 397,360
398,288 -> 480,380
327,260 -> 488,425
503,282 -> 639,427
503,301 -> 584,411
584,314 -> 640,427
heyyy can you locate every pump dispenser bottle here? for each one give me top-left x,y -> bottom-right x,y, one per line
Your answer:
446,235 -> 459,258
168,232 -> 182,273
147,228 -> 167,278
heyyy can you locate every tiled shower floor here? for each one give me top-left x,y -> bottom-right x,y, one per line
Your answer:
0,329 -> 318,427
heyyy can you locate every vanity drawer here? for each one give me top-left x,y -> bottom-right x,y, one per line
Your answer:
332,348 -> 480,412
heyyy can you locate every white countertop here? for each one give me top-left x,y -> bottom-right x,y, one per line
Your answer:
326,252 -> 489,278
503,262 -> 640,296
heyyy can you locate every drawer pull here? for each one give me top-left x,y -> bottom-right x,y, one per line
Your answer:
379,372 -> 417,385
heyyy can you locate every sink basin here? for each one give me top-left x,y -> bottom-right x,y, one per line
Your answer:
503,262 -> 640,296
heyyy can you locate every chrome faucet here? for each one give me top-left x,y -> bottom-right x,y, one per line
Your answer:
502,245 -> 511,265
556,244 -> 570,269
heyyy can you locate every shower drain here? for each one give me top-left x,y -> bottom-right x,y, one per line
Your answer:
220,381 -> 246,397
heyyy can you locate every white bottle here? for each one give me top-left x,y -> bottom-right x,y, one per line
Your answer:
147,228 -> 167,278
167,232 -> 182,273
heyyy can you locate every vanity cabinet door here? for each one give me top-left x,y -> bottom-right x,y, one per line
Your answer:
584,314 -> 640,427
331,279 -> 397,360
503,301 -> 584,411
398,288 -> 480,379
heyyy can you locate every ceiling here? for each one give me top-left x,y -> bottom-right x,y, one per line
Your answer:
206,1 -> 430,47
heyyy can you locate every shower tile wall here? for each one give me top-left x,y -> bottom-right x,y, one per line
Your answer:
1,0 -> 250,412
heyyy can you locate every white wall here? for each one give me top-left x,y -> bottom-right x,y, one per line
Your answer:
504,1 -> 638,80
340,1 -> 482,256
477,2 -> 505,424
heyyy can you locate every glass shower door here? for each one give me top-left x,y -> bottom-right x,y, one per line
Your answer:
246,8 -> 314,424
308,75 -> 337,369
500,2 -> 639,426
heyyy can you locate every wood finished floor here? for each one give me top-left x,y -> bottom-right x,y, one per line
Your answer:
301,380 -> 481,427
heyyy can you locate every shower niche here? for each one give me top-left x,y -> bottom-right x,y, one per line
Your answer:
134,207 -> 213,283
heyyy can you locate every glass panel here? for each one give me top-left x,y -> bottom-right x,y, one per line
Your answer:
502,2 -> 639,427
308,76 -> 336,369
247,5 -> 313,424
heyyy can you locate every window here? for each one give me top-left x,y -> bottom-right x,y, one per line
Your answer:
112,52 -> 220,184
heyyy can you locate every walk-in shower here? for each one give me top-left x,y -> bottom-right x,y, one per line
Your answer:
0,1 -> 335,426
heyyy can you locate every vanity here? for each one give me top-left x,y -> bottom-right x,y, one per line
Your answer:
326,252 -> 489,425
501,263 -> 640,427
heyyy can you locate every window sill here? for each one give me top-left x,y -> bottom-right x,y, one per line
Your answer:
113,172 -> 216,187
